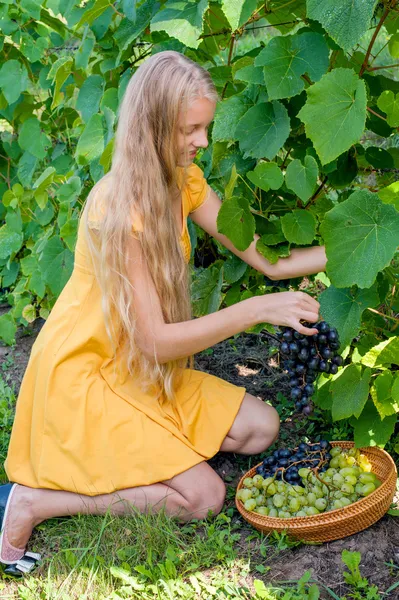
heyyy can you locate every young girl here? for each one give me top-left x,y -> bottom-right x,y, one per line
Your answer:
0,51 -> 325,576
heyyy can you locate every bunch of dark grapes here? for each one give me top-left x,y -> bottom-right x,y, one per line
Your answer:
277,321 -> 344,415
256,440 -> 332,484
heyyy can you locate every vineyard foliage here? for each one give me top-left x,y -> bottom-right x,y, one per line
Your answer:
0,0 -> 398,448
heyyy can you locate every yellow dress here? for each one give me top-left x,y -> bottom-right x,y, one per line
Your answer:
5,163 -> 246,496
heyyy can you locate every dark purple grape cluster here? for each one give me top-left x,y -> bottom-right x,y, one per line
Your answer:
277,321 -> 343,415
256,440 -> 332,484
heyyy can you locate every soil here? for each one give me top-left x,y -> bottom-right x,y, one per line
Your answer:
1,308 -> 398,597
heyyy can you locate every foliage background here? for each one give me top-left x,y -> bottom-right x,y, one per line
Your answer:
0,0 -> 399,449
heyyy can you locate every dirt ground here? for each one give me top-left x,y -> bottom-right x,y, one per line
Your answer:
1,308 -> 398,597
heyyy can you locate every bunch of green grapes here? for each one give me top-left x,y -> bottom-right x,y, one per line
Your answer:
237,446 -> 382,518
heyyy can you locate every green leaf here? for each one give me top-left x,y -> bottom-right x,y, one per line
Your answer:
223,253 -> 247,284
388,32 -> 399,59
365,146 -> 394,170
298,68 -> 367,165
371,371 -> 399,419
221,0 -> 257,31
281,209 -> 316,244
235,101 -> 290,160
320,190 -> 399,288
353,400 -> 396,448
319,284 -> 379,349
18,117 -> 51,160
285,156 -> 318,204
330,364 -> 371,420
254,33 -> 329,100
377,90 -> 399,127
212,95 -> 250,142
256,240 -> 290,264
360,337 -> 399,368
191,263 -> 224,316
0,311 -> 17,345
378,181 -> 399,211
306,0 -> 377,52
247,162 -> 283,192
217,196 -> 255,251
0,59 -> 29,104
150,0 -> 209,49
76,75 -> 104,123
75,114 -> 106,166
39,236 -> 74,296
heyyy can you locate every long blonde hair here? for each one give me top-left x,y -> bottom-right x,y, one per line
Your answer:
82,51 -> 218,404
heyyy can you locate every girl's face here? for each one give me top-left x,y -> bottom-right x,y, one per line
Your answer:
177,97 -> 216,166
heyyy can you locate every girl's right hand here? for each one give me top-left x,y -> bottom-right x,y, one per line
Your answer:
253,291 -> 320,335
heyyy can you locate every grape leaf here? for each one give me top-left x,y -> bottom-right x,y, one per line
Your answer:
191,262 -> 224,316
377,90 -> 399,127
150,0 -> 209,49
256,240 -> 290,264
298,69 -> 367,165
254,33 -> 329,100
306,0 -> 377,52
320,189 -> 399,288
353,400 -> 397,448
285,156 -> 318,204
360,337 -> 399,368
281,209 -> 316,244
330,364 -> 371,421
235,101 -> 290,160
247,162 -> 283,192
378,181 -> 399,211
319,284 -> 380,349
221,0 -> 257,31
216,196 -> 255,251
371,372 -> 399,419
0,59 -> 29,104
212,95 -> 250,142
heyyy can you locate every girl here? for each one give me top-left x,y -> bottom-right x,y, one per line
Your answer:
0,51 -> 325,577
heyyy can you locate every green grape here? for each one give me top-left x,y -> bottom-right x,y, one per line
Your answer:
355,483 -> 365,495
329,456 -> 340,468
252,474 -> 264,489
298,467 -> 311,478
244,498 -> 257,511
332,473 -> 344,486
326,468 -> 337,477
243,477 -> 254,488
240,489 -> 253,501
340,467 -> 357,477
340,497 -> 351,507
361,483 -> 376,496
315,498 -> 327,511
344,475 -> 357,486
330,447 -> 342,457
306,492 -> 317,506
305,506 -> 320,516
262,477 -> 275,490
358,473 -> 376,484
341,483 -> 354,495
255,506 -> 269,516
273,494 -> 285,508
256,494 -> 266,506
289,498 -> 301,512
265,482 -> 277,496
250,487 -> 260,498
268,508 -> 278,517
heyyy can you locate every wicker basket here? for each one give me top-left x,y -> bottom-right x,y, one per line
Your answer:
235,441 -> 397,543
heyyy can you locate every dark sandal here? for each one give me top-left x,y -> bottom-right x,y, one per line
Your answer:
0,483 -> 41,577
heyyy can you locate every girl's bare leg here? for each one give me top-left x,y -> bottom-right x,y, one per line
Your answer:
2,460 -> 226,559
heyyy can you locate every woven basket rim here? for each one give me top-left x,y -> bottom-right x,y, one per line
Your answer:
236,441 -> 397,528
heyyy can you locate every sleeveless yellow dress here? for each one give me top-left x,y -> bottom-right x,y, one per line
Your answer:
4,164 -> 246,496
